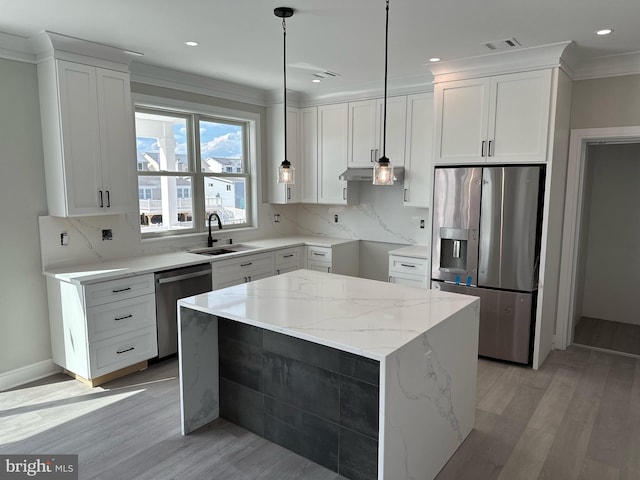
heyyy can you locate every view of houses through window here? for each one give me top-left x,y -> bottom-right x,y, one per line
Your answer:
134,108 -> 249,236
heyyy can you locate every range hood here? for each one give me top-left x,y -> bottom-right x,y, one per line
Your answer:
339,167 -> 404,182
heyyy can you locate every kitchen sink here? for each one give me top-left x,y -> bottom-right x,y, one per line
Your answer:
190,244 -> 259,256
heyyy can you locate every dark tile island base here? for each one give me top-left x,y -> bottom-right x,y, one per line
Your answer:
219,318 -> 379,480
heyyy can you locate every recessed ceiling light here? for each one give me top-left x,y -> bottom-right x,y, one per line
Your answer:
185,41 -> 199,47
595,29 -> 613,36
312,79 -> 321,83
429,57 -> 441,62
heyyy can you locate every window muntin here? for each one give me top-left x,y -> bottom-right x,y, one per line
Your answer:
134,108 -> 251,236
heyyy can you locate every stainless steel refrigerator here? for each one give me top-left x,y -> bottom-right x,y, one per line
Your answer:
431,166 -> 544,364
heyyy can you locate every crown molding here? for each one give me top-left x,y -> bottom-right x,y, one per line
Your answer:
572,51 -> 640,80
130,62 -> 269,107
0,31 -> 37,63
430,42 -> 572,83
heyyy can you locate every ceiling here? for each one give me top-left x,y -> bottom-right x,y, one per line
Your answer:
1,0 -> 639,96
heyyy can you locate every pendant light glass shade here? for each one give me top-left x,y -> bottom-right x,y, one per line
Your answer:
275,7 -> 295,185
278,159 -> 295,184
373,156 -> 394,185
373,0 -> 394,185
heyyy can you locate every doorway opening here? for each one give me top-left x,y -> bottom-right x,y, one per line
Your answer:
556,127 -> 640,356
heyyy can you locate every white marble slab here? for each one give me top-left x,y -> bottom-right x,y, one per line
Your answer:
178,269 -> 478,361
388,244 -> 430,259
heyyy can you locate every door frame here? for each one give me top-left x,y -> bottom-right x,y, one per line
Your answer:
555,126 -> 640,349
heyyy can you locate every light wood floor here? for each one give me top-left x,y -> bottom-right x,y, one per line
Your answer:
2,348 -> 639,480
574,316 -> 640,357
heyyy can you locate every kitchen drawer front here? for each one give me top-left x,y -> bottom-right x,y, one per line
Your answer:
307,246 -> 332,263
388,255 -> 429,276
389,273 -> 429,289
85,274 -> 155,307
275,262 -> 301,275
89,326 -> 158,378
275,246 -> 303,267
212,252 -> 274,280
87,293 -> 156,343
307,259 -> 332,273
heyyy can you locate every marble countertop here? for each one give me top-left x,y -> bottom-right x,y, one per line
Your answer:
43,236 -> 359,285
388,244 -> 429,259
178,269 -> 478,360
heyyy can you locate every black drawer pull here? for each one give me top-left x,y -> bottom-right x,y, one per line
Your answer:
240,262 -> 252,267
114,314 -> 133,321
116,347 -> 135,354
112,287 -> 132,293
283,254 -> 294,258
313,252 -> 326,256
400,263 -> 416,268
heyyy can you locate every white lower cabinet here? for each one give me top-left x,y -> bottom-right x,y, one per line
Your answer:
275,247 -> 303,275
212,252 -> 275,290
305,243 -> 359,277
388,254 -> 430,288
47,273 -> 158,385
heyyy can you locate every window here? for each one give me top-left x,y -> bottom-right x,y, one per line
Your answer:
134,107 -> 252,236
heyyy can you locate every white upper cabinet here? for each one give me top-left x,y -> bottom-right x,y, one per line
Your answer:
434,69 -> 552,165
38,58 -> 136,216
299,106 -> 319,204
266,104 -> 299,204
318,103 -> 359,205
403,92 -> 434,208
348,97 -> 407,168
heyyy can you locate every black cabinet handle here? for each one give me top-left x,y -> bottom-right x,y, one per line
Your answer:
99,190 -> 104,207
106,190 -> 111,207
112,287 -> 132,293
240,262 -> 252,267
116,347 -> 135,354
283,254 -> 294,258
114,314 -> 133,321
488,140 -> 493,157
481,140 -> 486,157
400,263 -> 416,268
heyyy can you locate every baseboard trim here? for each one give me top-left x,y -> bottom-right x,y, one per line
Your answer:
0,359 -> 61,392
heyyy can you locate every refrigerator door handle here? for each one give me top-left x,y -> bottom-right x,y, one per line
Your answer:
452,240 -> 461,258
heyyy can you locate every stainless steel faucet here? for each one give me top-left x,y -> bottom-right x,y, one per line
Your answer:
207,213 -> 222,247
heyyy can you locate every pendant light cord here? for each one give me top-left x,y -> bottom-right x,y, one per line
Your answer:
382,0 -> 389,159
282,17 -> 288,163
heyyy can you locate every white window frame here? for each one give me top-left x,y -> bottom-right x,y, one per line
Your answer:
132,94 -> 261,239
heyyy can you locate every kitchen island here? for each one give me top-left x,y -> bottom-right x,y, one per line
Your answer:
178,270 -> 479,480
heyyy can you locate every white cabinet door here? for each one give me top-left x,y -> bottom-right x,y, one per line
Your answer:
300,106 -> 318,203
434,77 -> 490,165
95,67 -> 136,214
42,60 -> 136,216
348,97 -> 407,168
389,274 -> 428,288
487,70 -> 551,164
57,61 -> 103,216
307,260 -> 332,273
266,104 -> 300,204
318,103 -> 349,204
403,92 -> 434,208
348,99 -> 378,167
434,70 -> 552,165
377,96 -> 407,166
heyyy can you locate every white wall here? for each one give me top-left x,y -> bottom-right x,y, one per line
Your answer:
0,59 -> 55,382
580,143 -> 640,324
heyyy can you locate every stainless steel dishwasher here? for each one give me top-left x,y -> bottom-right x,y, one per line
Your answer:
154,263 -> 212,358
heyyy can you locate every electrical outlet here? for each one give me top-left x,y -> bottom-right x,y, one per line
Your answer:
60,232 -> 68,246
334,214 -> 339,223
101,229 -> 113,241
420,219 -> 425,229
273,214 -> 280,223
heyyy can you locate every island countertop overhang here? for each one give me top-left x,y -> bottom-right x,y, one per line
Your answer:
177,269 -> 479,361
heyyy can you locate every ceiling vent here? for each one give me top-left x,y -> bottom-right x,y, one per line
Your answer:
482,37 -> 522,51
312,70 -> 341,79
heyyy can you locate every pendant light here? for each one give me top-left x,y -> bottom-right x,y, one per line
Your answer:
275,7 -> 295,185
373,0 -> 394,185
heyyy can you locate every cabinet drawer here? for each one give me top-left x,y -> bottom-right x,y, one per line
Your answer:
275,262 -> 301,275
85,274 -> 154,307
87,293 -> 156,343
307,259 -> 332,273
213,252 -> 274,277
307,246 -> 332,262
389,273 -> 429,289
275,247 -> 302,267
89,326 -> 158,378
388,255 -> 429,276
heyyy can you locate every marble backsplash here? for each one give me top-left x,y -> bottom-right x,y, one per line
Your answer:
39,183 -> 428,270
